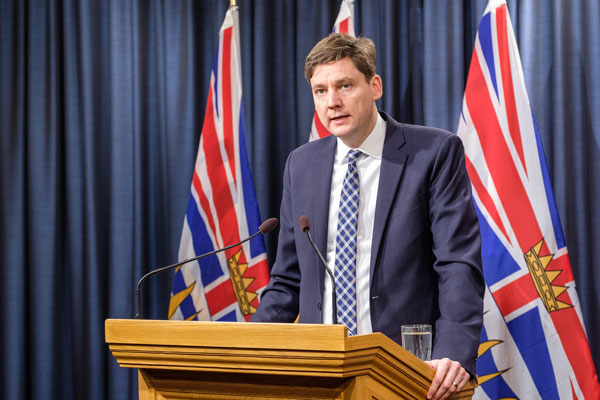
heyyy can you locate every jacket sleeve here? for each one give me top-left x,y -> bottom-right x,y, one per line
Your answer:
428,134 -> 485,378
250,152 -> 301,323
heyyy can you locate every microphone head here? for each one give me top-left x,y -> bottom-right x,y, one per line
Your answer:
298,215 -> 310,232
259,218 -> 279,234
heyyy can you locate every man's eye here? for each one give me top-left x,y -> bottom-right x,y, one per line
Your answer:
341,83 -> 351,89
314,89 -> 325,95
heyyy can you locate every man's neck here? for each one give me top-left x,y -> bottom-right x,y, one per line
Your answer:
340,107 -> 379,149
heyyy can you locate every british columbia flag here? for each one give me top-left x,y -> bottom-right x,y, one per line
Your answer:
457,1 -> 600,398
168,6 -> 269,322
309,0 -> 355,142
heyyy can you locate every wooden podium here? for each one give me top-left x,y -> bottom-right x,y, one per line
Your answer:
105,319 -> 475,399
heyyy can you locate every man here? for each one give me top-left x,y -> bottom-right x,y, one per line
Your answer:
252,33 -> 484,400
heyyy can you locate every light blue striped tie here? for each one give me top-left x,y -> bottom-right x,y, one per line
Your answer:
334,149 -> 361,336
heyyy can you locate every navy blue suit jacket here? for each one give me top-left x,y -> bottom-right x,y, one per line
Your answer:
252,112 -> 484,376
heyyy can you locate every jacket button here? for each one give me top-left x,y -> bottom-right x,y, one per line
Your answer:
318,303 -> 322,311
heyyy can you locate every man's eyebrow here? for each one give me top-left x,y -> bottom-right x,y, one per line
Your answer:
335,77 -> 354,84
311,76 -> 355,88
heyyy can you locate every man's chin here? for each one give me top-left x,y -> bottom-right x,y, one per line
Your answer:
326,127 -> 351,138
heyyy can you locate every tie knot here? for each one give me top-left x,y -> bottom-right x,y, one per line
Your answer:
347,149 -> 362,165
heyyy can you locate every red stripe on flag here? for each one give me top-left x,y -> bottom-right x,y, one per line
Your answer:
465,50 -> 541,252
202,93 -> 242,258
192,87 -> 220,243
205,279 -> 235,316
246,258 -> 270,292
464,155 -> 511,244
221,26 -> 237,186
492,274 -> 538,317
202,32 -> 253,284
314,111 -> 331,138
339,19 -> 349,34
193,171 -> 218,242
550,308 -> 600,397
495,6 -> 527,176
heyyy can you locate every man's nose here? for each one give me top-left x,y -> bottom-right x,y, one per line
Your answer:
326,89 -> 341,108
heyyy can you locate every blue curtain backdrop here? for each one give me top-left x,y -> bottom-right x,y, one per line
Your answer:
1,0 -> 598,398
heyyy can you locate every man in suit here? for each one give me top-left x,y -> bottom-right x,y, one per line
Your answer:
251,33 -> 484,400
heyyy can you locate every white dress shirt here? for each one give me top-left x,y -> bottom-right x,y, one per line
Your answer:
323,113 -> 386,334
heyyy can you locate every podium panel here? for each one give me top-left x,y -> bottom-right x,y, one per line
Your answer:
106,319 -> 475,399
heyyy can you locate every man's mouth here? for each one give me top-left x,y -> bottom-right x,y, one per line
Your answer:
330,114 -> 349,123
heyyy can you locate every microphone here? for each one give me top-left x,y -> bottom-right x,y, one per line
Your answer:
136,217 -> 278,319
298,215 -> 337,325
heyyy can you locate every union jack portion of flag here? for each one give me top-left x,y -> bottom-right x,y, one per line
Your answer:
309,0 -> 355,142
169,6 -> 269,322
457,1 -> 600,398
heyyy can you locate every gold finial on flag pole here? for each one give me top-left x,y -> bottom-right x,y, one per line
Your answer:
230,0 -> 237,7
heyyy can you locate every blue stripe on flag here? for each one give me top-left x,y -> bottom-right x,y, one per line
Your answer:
186,194 -> 224,286
171,267 -> 187,295
507,308 -> 560,399
477,324 -> 518,398
238,103 -> 266,258
477,13 -> 499,99
532,114 -> 567,249
217,309 -> 238,322
474,202 -> 520,285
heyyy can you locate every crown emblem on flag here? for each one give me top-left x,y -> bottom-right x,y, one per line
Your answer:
227,250 -> 258,315
524,239 -> 571,313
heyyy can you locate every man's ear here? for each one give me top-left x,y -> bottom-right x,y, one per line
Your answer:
371,74 -> 383,101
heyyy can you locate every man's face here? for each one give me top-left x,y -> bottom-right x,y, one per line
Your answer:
310,57 -> 382,148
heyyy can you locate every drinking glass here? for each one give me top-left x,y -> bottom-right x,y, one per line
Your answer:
401,324 -> 432,361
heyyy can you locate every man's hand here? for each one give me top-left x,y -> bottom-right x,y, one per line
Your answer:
424,358 -> 470,400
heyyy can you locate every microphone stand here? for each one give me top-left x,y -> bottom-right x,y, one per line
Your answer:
298,216 -> 338,325
136,218 -> 277,319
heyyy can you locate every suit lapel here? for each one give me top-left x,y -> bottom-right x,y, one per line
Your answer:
313,136 -> 336,295
370,116 -> 407,281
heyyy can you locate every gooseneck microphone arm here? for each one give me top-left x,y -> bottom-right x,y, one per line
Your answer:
136,217 -> 278,319
298,215 -> 337,325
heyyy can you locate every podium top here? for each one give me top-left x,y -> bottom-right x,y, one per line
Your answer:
105,319 -> 475,399
106,318 -> 348,351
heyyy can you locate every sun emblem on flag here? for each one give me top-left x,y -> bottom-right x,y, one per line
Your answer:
168,274 -> 202,321
476,339 -> 517,400
227,249 -> 258,315
524,238 -> 571,313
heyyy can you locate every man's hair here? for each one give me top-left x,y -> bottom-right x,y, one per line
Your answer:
304,33 -> 377,83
